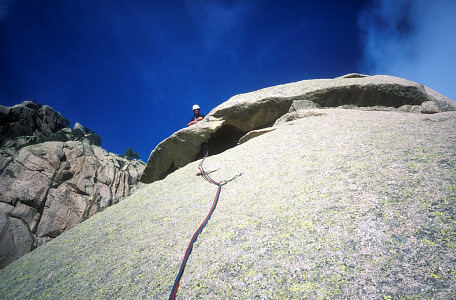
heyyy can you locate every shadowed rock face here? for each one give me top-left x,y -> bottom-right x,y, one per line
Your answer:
140,74 -> 456,184
1,108 -> 455,299
0,101 -> 68,148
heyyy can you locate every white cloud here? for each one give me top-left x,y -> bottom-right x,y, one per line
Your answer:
359,0 -> 456,100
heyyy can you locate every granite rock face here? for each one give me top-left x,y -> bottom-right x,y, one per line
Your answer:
0,108 -> 455,299
140,74 -> 456,184
0,140 -> 145,268
0,139 -> 145,268
0,102 -> 145,268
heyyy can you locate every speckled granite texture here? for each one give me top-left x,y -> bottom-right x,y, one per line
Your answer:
1,109 -> 455,299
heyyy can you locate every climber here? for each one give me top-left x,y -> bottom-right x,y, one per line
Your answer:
187,104 -> 205,127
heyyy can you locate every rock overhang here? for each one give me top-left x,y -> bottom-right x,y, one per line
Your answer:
140,74 -> 456,184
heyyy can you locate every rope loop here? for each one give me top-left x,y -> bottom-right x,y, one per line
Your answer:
220,173 -> 242,186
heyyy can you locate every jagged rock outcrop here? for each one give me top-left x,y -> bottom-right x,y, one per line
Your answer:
0,101 -> 69,148
140,74 -> 456,184
1,104 -> 455,298
0,102 -> 145,268
0,140 -> 145,268
1,101 -> 102,149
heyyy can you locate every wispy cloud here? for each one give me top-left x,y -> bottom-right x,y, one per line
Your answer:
358,0 -> 456,100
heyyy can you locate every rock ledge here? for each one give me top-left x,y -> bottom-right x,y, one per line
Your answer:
140,74 -> 456,184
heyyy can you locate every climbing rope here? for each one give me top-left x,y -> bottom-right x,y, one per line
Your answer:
169,151 -> 241,300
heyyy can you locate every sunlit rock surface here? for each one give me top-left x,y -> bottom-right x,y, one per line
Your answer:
0,141 -> 145,268
140,74 -> 456,184
0,102 -> 145,268
1,75 -> 455,298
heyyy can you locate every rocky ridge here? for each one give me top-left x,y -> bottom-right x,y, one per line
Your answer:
0,102 -> 145,268
0,101 -> 68,148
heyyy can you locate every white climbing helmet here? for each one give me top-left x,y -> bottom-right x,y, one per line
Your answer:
192,104 -> 200,111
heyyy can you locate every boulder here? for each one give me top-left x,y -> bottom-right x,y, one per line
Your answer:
36,105 -> 67,136
73,122 -> 84,131
0,140 -> 145,268
140,74 -> 456,184
9,104 -> 36,136
0,105 -> 11,124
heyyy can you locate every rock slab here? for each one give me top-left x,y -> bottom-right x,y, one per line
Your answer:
0,109 -> 455,299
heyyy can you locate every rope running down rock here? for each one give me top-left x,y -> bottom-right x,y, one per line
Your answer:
169,151 -> 241,299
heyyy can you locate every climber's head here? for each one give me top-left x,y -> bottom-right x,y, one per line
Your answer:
192,104 -> 200,114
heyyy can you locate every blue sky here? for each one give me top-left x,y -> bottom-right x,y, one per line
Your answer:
1,0 -> 455,162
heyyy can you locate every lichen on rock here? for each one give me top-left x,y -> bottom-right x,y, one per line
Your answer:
140,74 -> 456,184
1,108 -> 455,299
